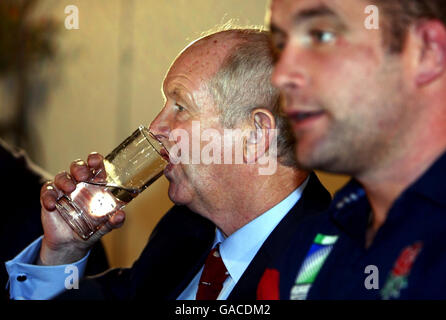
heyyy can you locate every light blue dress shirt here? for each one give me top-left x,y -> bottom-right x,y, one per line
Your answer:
177,178 -> 308,300
5,236 -> 90,300
6,177 -> 308,300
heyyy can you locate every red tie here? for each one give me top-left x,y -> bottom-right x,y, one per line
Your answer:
196,245 -> 229,300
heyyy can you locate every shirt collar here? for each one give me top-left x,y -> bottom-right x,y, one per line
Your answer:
331,149 -> 446,241
330,179 -> 370,243
212,176 -> 309,284
406,150 -> 446,207
331,149 -> 446,213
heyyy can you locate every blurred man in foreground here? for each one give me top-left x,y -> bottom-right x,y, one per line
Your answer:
257,0 -> 446,300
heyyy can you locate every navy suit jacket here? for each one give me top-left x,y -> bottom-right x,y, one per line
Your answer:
57,172 -> 331,300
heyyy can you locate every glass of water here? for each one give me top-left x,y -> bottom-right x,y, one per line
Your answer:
55,125 -> 169,240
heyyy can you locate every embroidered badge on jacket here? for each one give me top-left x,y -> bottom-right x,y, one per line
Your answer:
290,233 -> 338,300
381,242 -> 423,300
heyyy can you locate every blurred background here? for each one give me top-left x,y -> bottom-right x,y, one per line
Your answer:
0,0 -> 349,268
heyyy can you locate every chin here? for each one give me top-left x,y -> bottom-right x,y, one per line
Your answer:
298,147 -> 347,174
295,142 -> 317,169
167,183 -> 191,206
295,133 -> 331,168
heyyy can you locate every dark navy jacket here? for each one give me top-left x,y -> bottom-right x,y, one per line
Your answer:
56,172 -> 331,300
264,151 -> 446,300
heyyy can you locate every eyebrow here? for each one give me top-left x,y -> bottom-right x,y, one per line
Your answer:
292,5 -> 338,24
166,86 -> 199,112
270,5 -> 340,36
168,88 -> 182,100
165,86 -> 186,101
270,23 -> 284,36
167,88 -> 186,107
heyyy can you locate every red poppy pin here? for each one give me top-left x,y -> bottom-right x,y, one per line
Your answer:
257,268 -> 280,300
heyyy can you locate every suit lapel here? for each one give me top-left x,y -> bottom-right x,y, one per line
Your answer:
167,238 -> 214,300
228,173 -> 331,300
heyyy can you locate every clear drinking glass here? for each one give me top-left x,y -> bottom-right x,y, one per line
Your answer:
55,125 -> 168,240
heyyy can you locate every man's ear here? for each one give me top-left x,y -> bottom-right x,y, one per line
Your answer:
409,20 -> 446,86
243,108 -> 276,164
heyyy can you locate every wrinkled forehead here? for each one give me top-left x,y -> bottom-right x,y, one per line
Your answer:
169,46 -> 217,81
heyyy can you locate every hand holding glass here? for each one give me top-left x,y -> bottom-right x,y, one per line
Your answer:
55,126 -> 168,240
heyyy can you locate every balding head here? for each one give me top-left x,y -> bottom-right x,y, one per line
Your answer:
169,28 -> 297,168
168,32 -> 244,87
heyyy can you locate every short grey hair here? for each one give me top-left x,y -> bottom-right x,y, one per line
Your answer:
207,28 -> 297,167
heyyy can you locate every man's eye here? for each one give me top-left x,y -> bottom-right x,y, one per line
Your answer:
272,39 -> 285,52
308,29 -> 336,45
174,104 -> 185,112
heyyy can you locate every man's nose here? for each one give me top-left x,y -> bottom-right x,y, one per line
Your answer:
149,110 -> 171,140
271,45 -> 307,95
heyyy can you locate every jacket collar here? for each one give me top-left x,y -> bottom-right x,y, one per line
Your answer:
229,172 -> 331,300
406,150 -> 446,207
331,149 -> 446,243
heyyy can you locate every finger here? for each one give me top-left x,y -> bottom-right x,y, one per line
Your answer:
87,152 -> 107,182
92,210 -> 126,240
54,171 -> 76,193
40,181 -> 62,211
70,159 -> 93,182
108,210 -> 126,228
